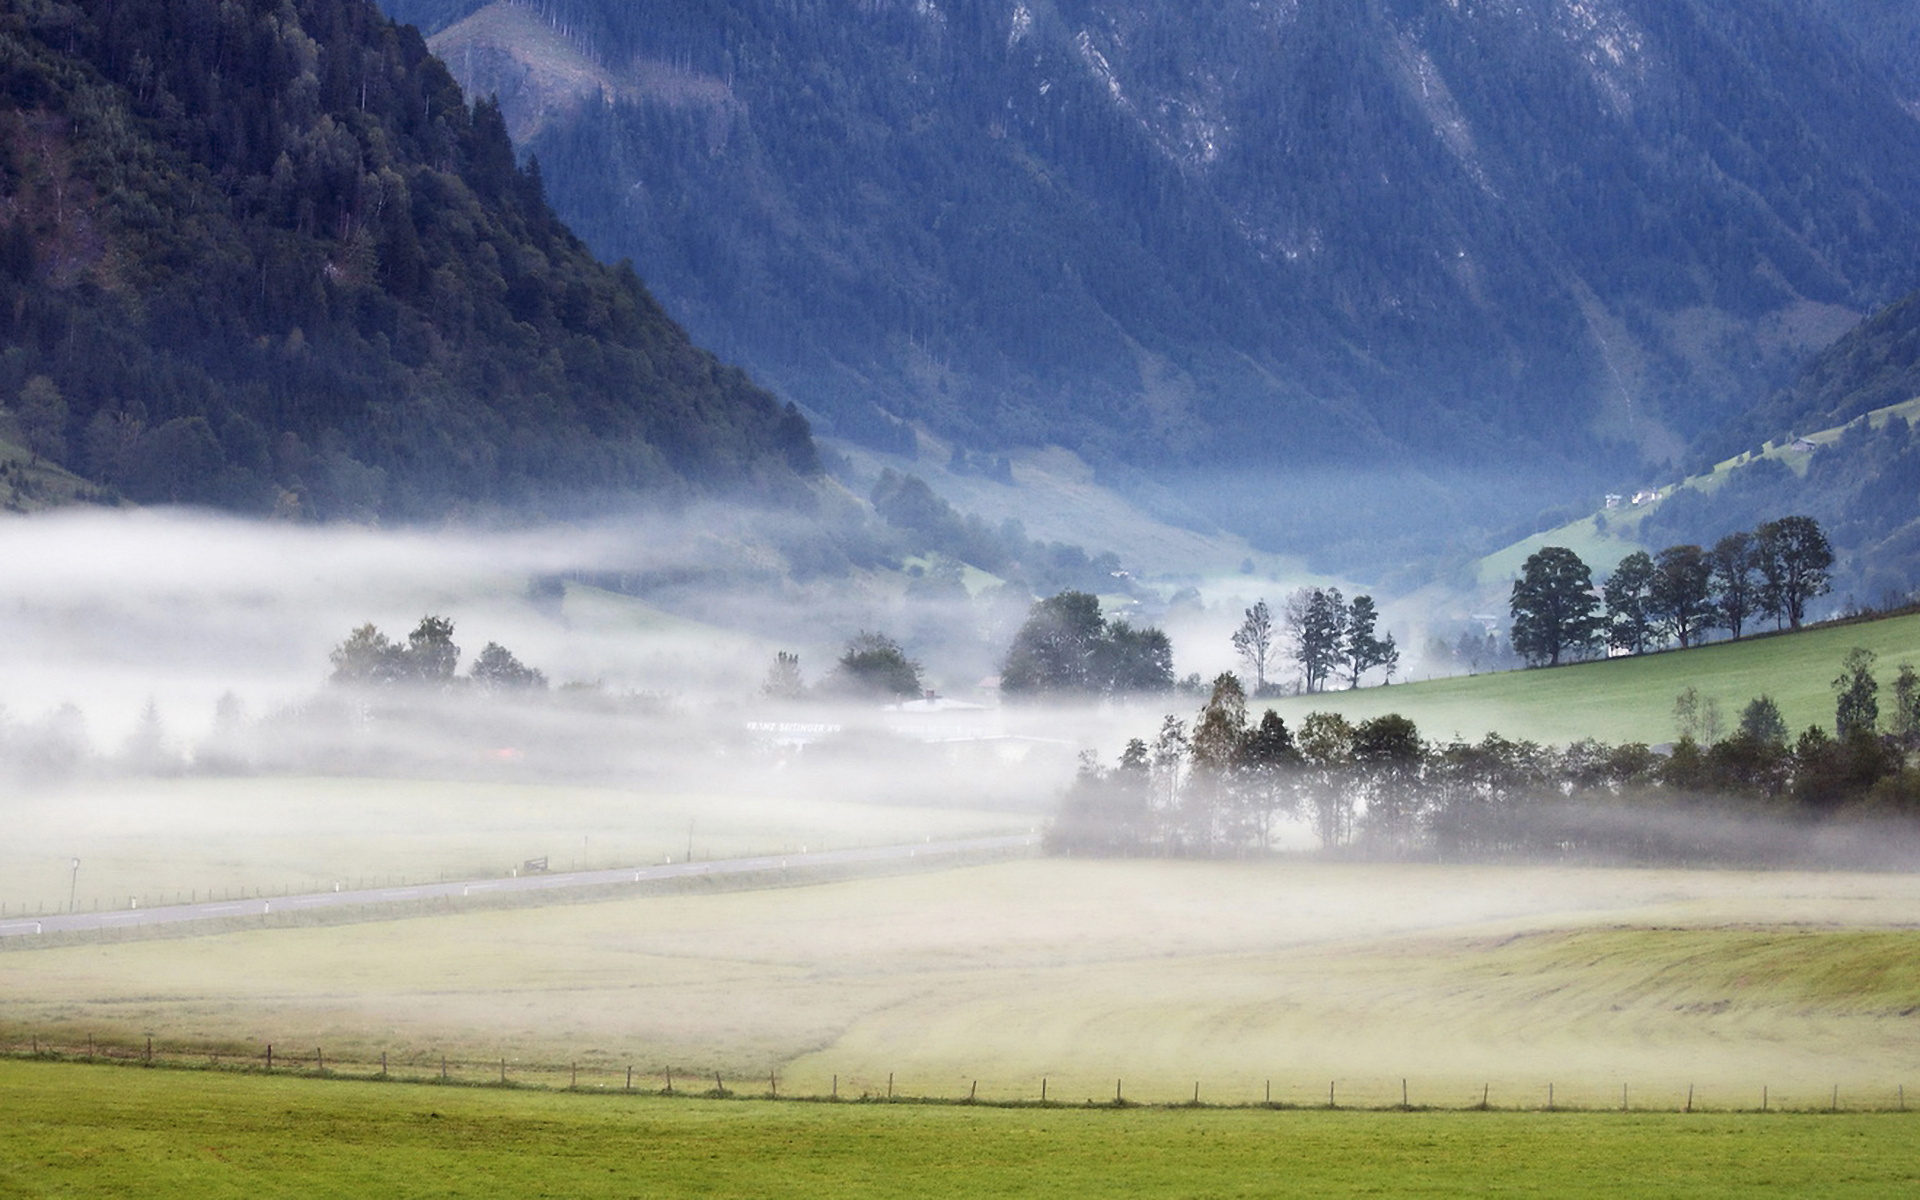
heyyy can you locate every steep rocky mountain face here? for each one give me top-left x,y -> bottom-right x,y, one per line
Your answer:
381,0 -> 1920,561
0,0 -> 816,520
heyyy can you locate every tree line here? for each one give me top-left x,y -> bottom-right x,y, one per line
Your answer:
1509,516 -> 1833,667
1230,591 -> 1399,696
758,584 -> 1399,707
1049,649 -> 1920,865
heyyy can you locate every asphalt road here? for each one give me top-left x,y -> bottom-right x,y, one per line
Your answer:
0,833 -> 1037,940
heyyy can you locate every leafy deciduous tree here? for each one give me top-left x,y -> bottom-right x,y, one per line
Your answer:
1709,532 -> 1759,640
1509,547 -> 1602,667
1756,516 -> 1833,630
1650,543 -> 1714,649
1833,647 -> 1879,740
832,632 -> 923,699
1604,550 -> 1657,655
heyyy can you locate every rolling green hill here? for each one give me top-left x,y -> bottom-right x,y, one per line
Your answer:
1269,608 -> 1920,748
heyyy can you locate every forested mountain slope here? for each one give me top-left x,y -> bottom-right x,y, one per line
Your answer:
0,0 -> 816,519
383,0 -> 1920,556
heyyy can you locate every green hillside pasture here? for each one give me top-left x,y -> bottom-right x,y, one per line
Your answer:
6,859 -> 1920,1109
0,775 -> 1027,917
1264,609 -> 1920,747
1473,395 -> 1920,590
2,1061 -> 1916,1199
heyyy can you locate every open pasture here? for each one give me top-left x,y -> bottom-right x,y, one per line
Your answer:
1264,609 -> 1920,748
3,1060 -> 1917,1199
4,858 -> 1918,1109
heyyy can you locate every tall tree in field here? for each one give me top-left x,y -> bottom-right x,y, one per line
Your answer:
1297,711 -> 1356,850
1239,709 -> 1300,851
403,616 -> 461,686
1341,595 -> 1398,688
1604,550 -> 1657,655
1187,673 -> 1250,853
1650,544 -> 1715,648
1709,532 -> 1760,640
1000,591 -> 1106,697
832,632 -> 923,698
1509,547 -> 1602,666
1099,621 -> 1175,695
1833,647 -> 1880,740
1230,600 -> 1278,695
1756,516 -> 1833,630
470,643 -> 547,692
1285,587 -> 1348,693
1353,713 -> 1424,856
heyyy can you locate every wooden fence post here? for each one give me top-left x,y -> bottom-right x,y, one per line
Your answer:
266,1044 -> 272,1071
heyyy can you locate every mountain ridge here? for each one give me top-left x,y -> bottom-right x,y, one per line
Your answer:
383,0 -> 1920,533
0,0 -> 818,519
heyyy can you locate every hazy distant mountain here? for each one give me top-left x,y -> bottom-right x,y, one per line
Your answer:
0,0 -> 816,520
380,0 -> 1920,555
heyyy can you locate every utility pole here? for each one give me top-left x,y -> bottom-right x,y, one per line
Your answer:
68,858 -> 79,914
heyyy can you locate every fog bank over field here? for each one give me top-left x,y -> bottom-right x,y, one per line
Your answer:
0,505 -> 954,742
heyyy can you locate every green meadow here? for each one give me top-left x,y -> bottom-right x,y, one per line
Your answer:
1263,609 -> 1920,747
2,1060 -> 1916,1199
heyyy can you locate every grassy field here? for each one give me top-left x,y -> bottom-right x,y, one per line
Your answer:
2,1059 -> 1916,1198
6,858 -> 1919,1108
1262,608 -> 1920,747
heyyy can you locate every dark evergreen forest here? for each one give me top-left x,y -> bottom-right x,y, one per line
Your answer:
0,0 -> 816,519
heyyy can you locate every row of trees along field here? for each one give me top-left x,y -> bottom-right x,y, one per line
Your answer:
1049,650 -> 1920,864
753,583 -> 1400,705
1510,516 -> 1833,667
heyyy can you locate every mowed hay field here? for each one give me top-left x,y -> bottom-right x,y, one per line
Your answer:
3,1062 -> 1917,1200
6,858 -> 1920,1111
1264,609 -> 1920,748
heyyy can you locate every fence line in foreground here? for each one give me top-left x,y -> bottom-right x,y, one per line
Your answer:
2,1035 -> 1910,1114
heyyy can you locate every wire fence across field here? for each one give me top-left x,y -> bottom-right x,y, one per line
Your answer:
4,1035 -> 1911,1115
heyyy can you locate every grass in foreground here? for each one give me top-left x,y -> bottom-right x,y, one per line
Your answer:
2,1060 -> 1916,1198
